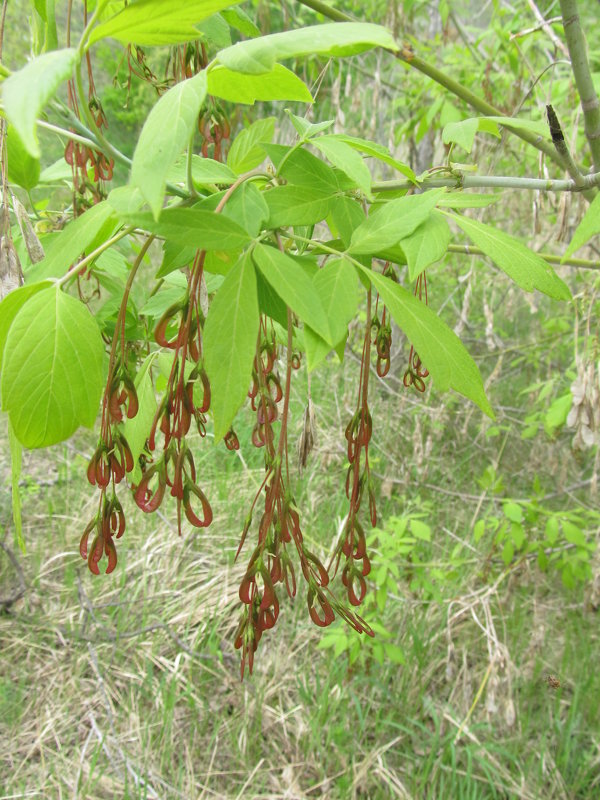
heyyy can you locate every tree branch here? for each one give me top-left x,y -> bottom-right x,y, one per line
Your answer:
297,0 -> 568,171
559,0 -> 600,171
372,170 -> 600,193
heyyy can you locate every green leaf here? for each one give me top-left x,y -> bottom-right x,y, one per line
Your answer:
123,208 -> 252,250
204,252 -> 259,441
446,212 -> 571,301
473,519 -> 485,542
286,111 -> 334,139
221,7 -> 260,38
442,118 -> 479,153
121,355 -> 158,484
442,116 -> 547,153
312,136 -> 372,196
2,48 -> 77,158
207,63 -> 312,104
349,190 -> 444,255
221,181 -> 268,237
89,0 -> 241,45
562,520 -> 587,548
0,281 -> 52,369
402,211 -> 451,280
329,196 -> 365,248
6,126 -> 40,190
1,286 -> 104,448
28,201 -> 119,281
131,72 -> 208,220
227,117 -> 275,174
253,244 -> 331,343
436,192 -> 501,209
304,258 -> 358,370
355,265 -> 493,416
502,540 -> 514,565
107,185 -> 145,216
169,155 -> 237,188
383,643 -> 405,664
264,185 -> 335,228
8,418 -> 25,554
503,502 -> 523,523
545,516 -> 559,545
330,133 -> 415,180
272,145 -> 340,193
217,22 -> 398,74
544,392 -> 571,430
510,521 -> 525,549
562,192 -> 600,260
410,519 -> 431,541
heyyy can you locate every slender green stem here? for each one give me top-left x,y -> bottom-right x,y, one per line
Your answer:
296,0 -> 568,171
56,226 -> 134,287
373,171 -> 600,193
36,119 -> 99,150
559,0 -> 600,171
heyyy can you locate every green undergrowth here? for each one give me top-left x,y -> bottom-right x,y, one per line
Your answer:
1,274 -> 599,799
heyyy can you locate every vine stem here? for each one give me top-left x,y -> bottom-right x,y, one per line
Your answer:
559,0 -> 600,171
297,0 -> 569,172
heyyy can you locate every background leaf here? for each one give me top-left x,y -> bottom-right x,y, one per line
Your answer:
401,211 -> 451,280
562,192 -> 600,260
124,209 -> 252,250
227,117 -> 275,174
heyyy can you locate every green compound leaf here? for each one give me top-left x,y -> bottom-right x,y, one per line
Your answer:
207,63 -> 312,104
355,265 -> 493,417
349,189 -> 444,255
2,48 -> 77,158
2,286 -> 104,448
253,244 -> 331,344
89,0 -> 241,45
131,72 -> 208,220
124,208 -> 252,250
204,252 -> 259,442
217,22 -> 398,74
446,212 -> 571,300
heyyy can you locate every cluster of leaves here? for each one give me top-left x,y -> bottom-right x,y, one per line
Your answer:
0,0 -> 595,676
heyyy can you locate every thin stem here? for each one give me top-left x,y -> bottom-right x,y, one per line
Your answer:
56,226 -> 134,287
559,0 -> 600,171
